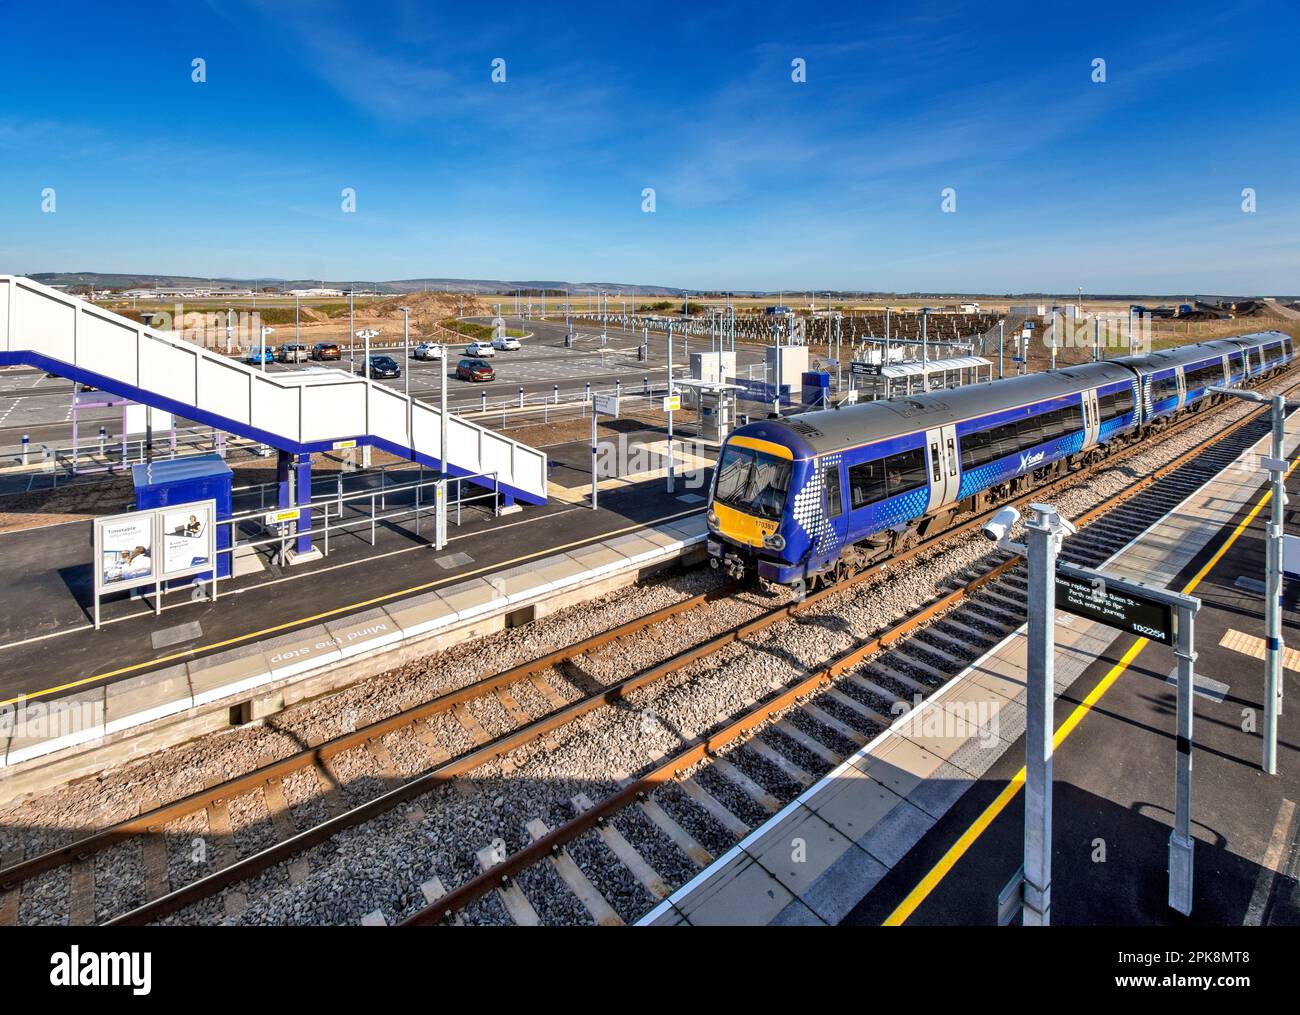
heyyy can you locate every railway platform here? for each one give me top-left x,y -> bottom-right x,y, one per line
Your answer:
641,404 -> 1300,926
0,430 -> 714,796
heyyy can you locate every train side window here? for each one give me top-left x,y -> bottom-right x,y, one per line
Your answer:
929,442 -> 941,483
823,461 -> 842,517
1016,415 -> 1043,449
847,460 -> 886,509
946,437 -> 957,475
960,428 -> 994,469
889,446 -> 928,494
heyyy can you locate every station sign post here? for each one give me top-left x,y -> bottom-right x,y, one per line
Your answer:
1055,559 -> 1201,915
591,393 -> 620,510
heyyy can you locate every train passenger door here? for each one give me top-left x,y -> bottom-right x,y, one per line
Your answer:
1175,367 -> 1187,408
1081,390 -> 1101,448
924,424 -> 961,511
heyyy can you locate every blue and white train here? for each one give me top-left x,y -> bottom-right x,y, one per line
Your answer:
706,331 -> 1292,588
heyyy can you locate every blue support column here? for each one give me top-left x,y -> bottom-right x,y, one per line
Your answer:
295,453 -> 313,554
276,450 -> 291,513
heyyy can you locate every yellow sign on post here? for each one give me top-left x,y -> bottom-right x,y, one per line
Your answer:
662,395 -> 680,413
264,508 -> 300,526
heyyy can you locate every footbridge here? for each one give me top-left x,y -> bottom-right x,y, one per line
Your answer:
0,276 -> 548,520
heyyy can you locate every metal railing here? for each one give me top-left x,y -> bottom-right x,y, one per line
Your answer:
213,468 -> 500,580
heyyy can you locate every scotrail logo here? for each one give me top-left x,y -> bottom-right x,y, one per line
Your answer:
1018,449 -> 1046,473
49,947 -> 151,995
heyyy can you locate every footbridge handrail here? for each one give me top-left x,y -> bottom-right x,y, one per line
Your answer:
0,276 -> 547,504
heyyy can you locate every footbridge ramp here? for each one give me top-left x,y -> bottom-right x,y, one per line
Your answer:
0,276 -> 547,504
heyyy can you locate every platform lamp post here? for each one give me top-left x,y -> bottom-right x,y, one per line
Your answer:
400,307 -> 410,399
1209,385 -> 1294,774
998,319 -> 1005,380
990,503 -> 1077,926
921,308 -> 929,392
295,293 -> 301,346
666,321 -> 676,494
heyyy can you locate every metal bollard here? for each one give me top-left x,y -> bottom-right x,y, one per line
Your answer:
21,434 -> 29,466
98,426 -> 107,458
518,386 -> 524,409
643,374 -> 649,395
616,379 -> 622,401
481,391 -> 487,412
553,384 -> 559,405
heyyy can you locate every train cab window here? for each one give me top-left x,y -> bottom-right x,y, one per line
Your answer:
823,461 -> 842,517
713,444 -> 792,520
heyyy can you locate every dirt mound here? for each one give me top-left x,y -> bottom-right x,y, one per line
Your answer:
366,292 -> 488,321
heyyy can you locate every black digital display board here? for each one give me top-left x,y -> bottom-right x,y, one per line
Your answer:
1054,572 -> 1176,645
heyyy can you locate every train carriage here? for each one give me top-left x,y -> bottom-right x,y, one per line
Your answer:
708,362 -> 1138,587
707,331 -> 1291,590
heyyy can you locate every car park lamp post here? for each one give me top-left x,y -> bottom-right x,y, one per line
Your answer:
1209,385 -> 1294,774
295,293 -> 301,346
260,327 -> 274,373
400,307 -> 410,398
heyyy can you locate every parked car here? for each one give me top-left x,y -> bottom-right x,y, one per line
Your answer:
358,355 -> 401,379
457,358 -> 495,382
491,335 -> 521,351
277,343 -> 308,363
311,342 -> 341,361
465,341 -> 496,357
244,346 -> 275,365
412,343 -> 443,361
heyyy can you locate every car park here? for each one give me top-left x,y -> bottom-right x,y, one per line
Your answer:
492,335 -> 521,351
277,343 -> 308,363
412,343 -> 443,360
465,341 -> 496,357
457,357 -> 495,382
311,342 -> 341,361
359,355 -> 401,379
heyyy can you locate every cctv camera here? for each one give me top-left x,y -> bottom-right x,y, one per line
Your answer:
981,506 -> 1021,543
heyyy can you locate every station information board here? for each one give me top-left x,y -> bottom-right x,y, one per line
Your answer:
1054,571 -> 1175,645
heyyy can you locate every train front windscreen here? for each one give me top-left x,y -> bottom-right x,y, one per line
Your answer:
712,444 -> 792,520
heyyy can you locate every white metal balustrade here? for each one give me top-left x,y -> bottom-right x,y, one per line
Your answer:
0,276 -> 548,504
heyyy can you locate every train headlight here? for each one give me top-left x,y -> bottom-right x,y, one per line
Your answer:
762,533 -> 786,551
706,509 -> 719,529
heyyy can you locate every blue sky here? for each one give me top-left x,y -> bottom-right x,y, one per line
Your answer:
0,0 -> 1296,293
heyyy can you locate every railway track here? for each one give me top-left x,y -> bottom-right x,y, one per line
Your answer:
0,369 -> 1294,925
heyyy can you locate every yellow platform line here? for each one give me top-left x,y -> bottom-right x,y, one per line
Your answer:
883,454 -> 1297,925
0,508 -> 704,709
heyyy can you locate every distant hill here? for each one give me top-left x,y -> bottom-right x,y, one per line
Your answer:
12,272 -> 1299,303
20,272 -> 692,296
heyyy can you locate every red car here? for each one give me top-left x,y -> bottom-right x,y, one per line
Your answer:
457,357 -> 495,382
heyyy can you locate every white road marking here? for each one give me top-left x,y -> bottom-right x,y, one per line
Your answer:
1244,798 -> 1297,925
